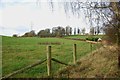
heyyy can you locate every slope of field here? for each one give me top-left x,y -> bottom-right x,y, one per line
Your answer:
64,35 -> 104,39
56,45 -> 120,78
2,36 -> 99,78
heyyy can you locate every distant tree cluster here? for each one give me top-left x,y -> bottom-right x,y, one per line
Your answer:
21,30 -> 36,37
52,26 -> 65,37
13,26 -> 90,38
17,26 -> 73,38
37,26 -> 72,37
37,26 -> 65,38
37,29 -> 52,37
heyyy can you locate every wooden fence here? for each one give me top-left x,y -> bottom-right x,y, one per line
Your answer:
46,44 -> 77,76
2,43 -> 95,78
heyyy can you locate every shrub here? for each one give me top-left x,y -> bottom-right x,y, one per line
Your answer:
13,34 -> 18,37
86,37 -> 99,42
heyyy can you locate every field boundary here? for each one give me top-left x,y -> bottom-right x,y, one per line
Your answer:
63,38 -> 101,44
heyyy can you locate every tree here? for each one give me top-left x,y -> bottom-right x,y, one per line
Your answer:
90,27 -> 94,35
22,32 -> 29,37
65,25 -> 72,35
77,28 -> 80,35
52,27 -> 57,34
29,30 -> 36,37
52,26 -> 65,37
74,28 -> 76,35
56,26 -> 65,37
37,28 -> 51,37
105,2 -> 120,67
103,24 -> 117,43
70,27 -> 72,35
81,28 -> 85,35
13,34 -> 18,37
22,30 -> 36,37
61,27 -> 66,36
37,30 -> 45,37
96,26 -> 100,35
45,28 -> 50,34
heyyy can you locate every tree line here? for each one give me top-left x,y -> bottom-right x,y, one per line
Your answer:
13,25 -> 103,37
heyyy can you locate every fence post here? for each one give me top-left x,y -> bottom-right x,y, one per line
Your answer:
47,46 -> 51,76
90,43 -> 92,53
73,44 -> 77,64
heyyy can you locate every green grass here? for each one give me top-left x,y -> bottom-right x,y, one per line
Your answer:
2,36 -> 99,78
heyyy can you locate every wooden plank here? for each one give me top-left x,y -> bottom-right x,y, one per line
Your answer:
2,59 -> 47,79
52,58 -> 69,66
47,46 -> 51,76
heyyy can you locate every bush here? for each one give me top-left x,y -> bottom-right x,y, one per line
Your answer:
13,34 -> 18,37
86,37 -> 99,42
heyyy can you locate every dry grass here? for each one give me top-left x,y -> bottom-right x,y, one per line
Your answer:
56,45 -> 120,78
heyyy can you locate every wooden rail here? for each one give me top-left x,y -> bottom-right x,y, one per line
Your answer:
52,58 -> 69,66
2,59 -> 47,79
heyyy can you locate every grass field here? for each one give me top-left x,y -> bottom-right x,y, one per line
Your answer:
2,36 -> 100,78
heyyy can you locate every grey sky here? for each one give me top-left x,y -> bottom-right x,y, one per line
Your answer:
0,0 -> 95,36
0,0 -> 117,36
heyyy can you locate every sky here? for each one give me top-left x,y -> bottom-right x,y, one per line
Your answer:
0,0 -> 92,36
0,0 -> 117,36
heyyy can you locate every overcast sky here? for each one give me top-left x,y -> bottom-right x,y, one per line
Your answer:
0,0 -> 116,36
0,0 -> 92,36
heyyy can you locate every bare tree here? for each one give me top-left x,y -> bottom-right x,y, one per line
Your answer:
108,2 -> 120,67
74,28 -> 76,35
77,28 -> 80,35
81,28 -> 85,35
70,27 -> 72,35
90,27 -> 94,35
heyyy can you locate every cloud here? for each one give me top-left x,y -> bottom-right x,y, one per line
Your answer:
1,0 -> 25,3
0,1 -> 89,36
